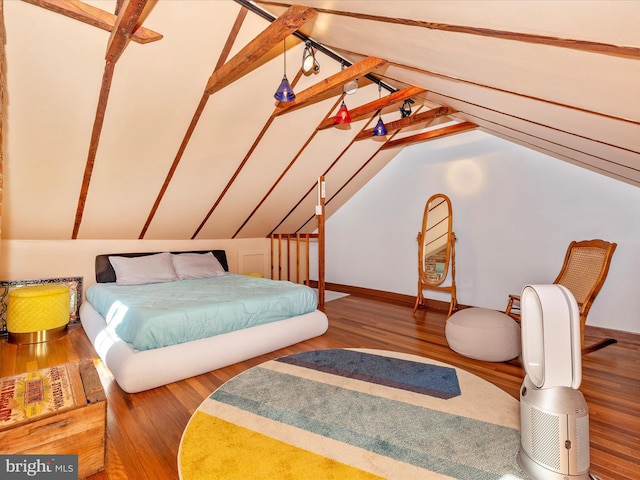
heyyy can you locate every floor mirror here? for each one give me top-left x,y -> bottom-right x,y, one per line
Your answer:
413,193 -> 458,317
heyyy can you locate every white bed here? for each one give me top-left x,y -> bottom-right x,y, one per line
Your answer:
80,250 -> 328,393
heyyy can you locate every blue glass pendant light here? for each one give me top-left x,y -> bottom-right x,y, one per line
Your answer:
372,84 -> 387,136
274,76 -> 295,102
372,117 -> 387,136
274,38 -> 295,102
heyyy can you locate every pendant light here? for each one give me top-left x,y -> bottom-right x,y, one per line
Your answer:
372,84 -> 387,136
334,64 -> 352,124
372,117 -> 387,136
274,38 -> 295,102
334,100 -> 351,124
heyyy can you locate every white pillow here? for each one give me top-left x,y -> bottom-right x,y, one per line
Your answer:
109,252 -> 178,286
171,252 -> 226,280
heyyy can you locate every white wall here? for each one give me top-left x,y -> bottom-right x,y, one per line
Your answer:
325,130 -> 640,334
0,238 -> 271,290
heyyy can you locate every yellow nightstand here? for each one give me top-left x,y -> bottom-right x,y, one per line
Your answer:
7,284 -> 70,344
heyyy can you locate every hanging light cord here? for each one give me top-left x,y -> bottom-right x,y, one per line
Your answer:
234,0 -> 395,94
283,38 -> 287,75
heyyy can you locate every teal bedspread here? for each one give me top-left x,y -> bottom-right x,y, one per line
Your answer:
85,274 -> 318,351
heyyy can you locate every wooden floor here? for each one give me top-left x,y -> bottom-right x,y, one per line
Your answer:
1,295 -> 639,479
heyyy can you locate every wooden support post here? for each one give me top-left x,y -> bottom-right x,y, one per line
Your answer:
317,176 -> 325,307
277,234 -> 282,280
270,235 -> 275,280
295,234 -> 301,284
304,234 -> 310,287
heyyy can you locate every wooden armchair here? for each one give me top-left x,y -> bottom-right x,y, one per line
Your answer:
505,239 -> 617,354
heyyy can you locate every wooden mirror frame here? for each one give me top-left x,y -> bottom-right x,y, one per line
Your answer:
413,193 -> 458,317
419,194 -> 452,286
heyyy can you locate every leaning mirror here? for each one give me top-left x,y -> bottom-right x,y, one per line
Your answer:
413,193 -> 457,317
421,195 -> 452,285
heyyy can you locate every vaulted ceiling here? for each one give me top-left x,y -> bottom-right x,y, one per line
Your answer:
3,0 -> 638,241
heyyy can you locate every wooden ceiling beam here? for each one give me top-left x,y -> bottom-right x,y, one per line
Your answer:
354,105 -> 451,140
273,56 -> 387,116
204,5 -> 317,96
318,85 -> 426,130
380,121 -> 477,150
72,61 -> 116,239
296,4 -> 640,59
21,0 -> 162,44
73,0 -> 153,238
105,0 -> 151,63
142,7 -> 250,239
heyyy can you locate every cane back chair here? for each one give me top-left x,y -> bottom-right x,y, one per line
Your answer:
505,239 -> 617,354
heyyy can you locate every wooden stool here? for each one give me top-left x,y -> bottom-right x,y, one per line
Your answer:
7,284 -> 70,344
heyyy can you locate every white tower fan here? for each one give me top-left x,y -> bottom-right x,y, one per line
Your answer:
517,284 -> 598,480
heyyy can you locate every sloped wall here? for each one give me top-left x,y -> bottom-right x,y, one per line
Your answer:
325,130 -> 640,334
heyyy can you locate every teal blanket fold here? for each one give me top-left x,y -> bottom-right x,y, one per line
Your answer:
85,274 -> 318,351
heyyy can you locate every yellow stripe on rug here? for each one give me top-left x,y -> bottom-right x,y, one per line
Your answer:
179,412 -> 385,480
192,399 -> 453,479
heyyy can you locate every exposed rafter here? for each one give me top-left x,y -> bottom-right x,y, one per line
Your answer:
380,122 -> 477,150
259,1 -> 640,59
8,0 -> 636,246
354,106 -> 451,141
21,0 -> 162,44
204,5 -> 317,96
141,6 -> 317,238
72,0 -> 151,238
139,7 -> 250,239
318,86 -> 427,130
235,0 -> 395,93
273,56 -> 387,116
105,0 -> 152,62
234,95 -> 344,239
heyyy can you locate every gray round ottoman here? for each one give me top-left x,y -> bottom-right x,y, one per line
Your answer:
445,307 -> 521,362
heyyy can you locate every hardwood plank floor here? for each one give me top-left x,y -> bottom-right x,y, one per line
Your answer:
1,295 -> 639,479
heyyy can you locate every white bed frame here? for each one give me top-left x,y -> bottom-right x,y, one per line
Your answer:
80,177 -> 331,394
80,302 -> 328,393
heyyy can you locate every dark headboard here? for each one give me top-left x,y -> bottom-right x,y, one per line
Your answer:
95,250 -> 229,283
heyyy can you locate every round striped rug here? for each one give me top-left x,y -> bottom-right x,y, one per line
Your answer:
178,348 -> 526,479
